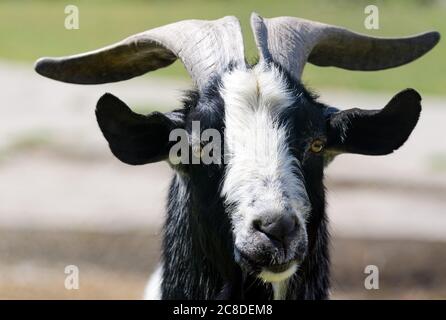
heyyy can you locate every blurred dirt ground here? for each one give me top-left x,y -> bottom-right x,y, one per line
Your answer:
1,229 -> 446,299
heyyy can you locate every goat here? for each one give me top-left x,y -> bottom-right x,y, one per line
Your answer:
35,13 -> 440,300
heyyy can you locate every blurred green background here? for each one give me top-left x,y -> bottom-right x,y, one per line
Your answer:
0,0 -> 444,94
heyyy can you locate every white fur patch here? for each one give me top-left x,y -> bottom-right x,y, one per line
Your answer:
259,263 -> 297,283
220,64 -> 310,246
143,264 -> 163,300
271,279 -> 291,300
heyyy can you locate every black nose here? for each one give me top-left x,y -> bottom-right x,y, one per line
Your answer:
254,215 -> 299,247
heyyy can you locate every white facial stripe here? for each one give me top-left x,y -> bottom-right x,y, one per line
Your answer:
221,64 -> 310,218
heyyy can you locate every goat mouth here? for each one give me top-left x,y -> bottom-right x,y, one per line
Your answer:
234,247 -> 298,280
265,261 -> 295,273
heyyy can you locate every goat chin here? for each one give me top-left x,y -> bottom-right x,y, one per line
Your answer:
143,264 -> 163,300
259,262 -> 297,283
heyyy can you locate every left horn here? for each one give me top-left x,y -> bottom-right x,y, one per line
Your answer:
35,16 -> 246,92
250,12 -> 440,81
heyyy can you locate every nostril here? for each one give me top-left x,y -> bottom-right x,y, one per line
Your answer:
253,219 -> 262,232
254,215 -> 299,244
289,215 -> 299,235
282,215 -> 299,237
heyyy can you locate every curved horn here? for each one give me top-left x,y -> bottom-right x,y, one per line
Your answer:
250,12 -> 440,81
35,16 -> 245,91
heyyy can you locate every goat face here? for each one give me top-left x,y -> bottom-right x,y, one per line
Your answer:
220,64 -> 315,281
35,14 -> 438,289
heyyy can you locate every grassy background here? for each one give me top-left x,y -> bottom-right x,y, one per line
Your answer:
0,0 -> 444,94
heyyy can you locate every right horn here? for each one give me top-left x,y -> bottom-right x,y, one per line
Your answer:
250,12 -> 440,81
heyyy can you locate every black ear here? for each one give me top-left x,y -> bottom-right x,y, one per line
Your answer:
96,93 -> 184,165
326,89 -> 421,155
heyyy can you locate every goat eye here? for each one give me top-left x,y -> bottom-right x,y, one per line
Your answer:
310,139 -> 325,153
